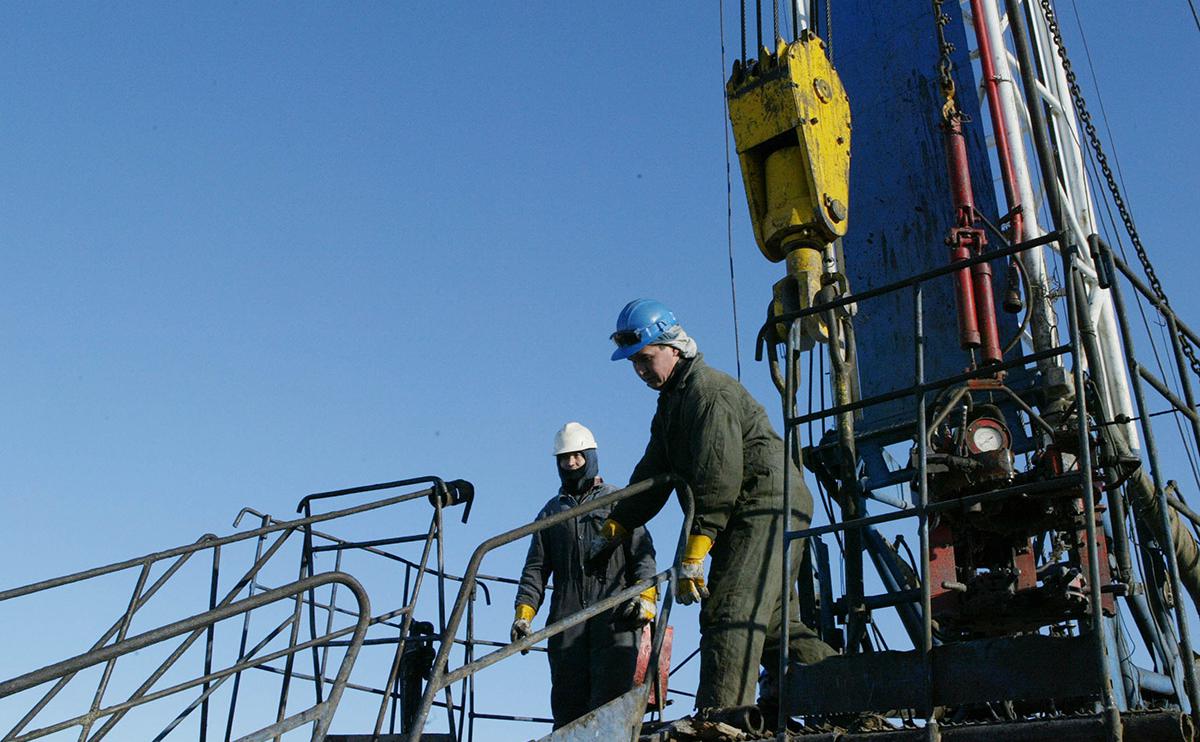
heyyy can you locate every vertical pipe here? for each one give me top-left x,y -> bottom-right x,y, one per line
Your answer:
467,590 -> 477,742
225,514 -> 269,742
321,548 -> 343,684
1067,259 -> 1121,740
968,0 -> 1023,244
201,545 -> 220,742
434,494 -> 457,735
828,307 -> 865,653
1101,239 -> 1200,718
979,0 -> 1058,368
302,527 -> 324,705
778,320 -> 798,738
1005,5 -> 1118,735
915,284 -> 936,735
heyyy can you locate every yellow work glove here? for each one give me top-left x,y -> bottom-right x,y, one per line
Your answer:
677,534 -> 713,605
585,518 -> 629,575
600,519 -> 628,541
613,586 -> 658,630
510,603 -> 535,654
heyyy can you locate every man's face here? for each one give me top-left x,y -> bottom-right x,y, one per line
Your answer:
629,344 -> 680,390
558,451 -> 586,471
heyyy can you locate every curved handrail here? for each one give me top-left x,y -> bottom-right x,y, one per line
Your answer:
409,474 -> 692,739
0,485 -> 440,603
1,572 -> 371,741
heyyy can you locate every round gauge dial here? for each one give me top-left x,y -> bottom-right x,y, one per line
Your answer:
966,418 -> 1010,454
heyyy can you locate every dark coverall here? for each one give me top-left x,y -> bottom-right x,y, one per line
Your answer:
516,478 -> 658,727
608,353 -> 835,710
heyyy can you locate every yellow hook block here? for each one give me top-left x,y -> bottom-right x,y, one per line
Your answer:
728,34 -> 851,346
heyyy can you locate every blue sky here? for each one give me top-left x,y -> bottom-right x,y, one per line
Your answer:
2,3 -> 1198,739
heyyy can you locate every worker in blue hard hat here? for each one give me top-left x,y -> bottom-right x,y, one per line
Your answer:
511,421 -> 659,728
594,299 -> 836,712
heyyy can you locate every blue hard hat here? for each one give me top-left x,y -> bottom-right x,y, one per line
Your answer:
610,298 -> 678,361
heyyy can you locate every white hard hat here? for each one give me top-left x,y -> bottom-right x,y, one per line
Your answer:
553,422 -> 597,456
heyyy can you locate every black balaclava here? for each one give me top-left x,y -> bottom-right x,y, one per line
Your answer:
558,448 -> 600,497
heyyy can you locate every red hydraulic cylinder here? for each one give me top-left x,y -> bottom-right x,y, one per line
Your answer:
943,114 -> 1003,364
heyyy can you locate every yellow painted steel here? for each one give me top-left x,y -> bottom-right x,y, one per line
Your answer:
727,33 -> 851,346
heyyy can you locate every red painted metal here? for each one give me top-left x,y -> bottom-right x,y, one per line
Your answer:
929,523 -> 960,619
968,0 -> 1024,245
633,624 -> 672,709
943,115 -> 1003,364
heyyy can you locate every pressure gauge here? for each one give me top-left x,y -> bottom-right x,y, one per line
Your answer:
965,417 -> 1010,454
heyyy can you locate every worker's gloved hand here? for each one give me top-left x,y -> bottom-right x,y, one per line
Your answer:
510,604 -> 535,655
676,534 -> 713,606
585,518 -> 629,576
611,587 -> 657,631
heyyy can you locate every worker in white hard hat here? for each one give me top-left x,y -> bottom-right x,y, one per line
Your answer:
511,422 -> 659,728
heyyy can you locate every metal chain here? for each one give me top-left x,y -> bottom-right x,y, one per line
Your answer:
931,0 -> 957,119
1037,0 -> 1200,381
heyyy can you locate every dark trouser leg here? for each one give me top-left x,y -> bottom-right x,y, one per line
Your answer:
586,611 -> 640,712
548,630 -> 591,728
697,505 -> 776,709
697,482 -> 835,710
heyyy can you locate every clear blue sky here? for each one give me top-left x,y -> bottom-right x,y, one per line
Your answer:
1,3 -> 1197,739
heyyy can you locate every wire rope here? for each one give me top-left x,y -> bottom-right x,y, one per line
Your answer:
756,0 -> 763,53
740,0 -> 747,62
720,0 -> 743,381
1076,93 -> 1200,493
825,0 -> 833,59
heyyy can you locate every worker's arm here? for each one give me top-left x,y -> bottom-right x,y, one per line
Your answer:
607,418 -> 673,532
628,523 -> 658,585
684,390 -> 744,541
514,511 -> 552,613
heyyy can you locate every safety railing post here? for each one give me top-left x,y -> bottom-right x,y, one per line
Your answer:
777,318 -> 799,738
1099,238 -> 1200,723
914,283 -> 936,737
226,510 -> 270,742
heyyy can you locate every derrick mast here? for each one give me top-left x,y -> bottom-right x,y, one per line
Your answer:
729,1 -> 1200,739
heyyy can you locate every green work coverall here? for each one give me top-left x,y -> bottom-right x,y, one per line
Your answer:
608,353 -> 835,709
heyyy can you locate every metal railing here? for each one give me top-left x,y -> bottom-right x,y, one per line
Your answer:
757,122 -> 1200,742
0,477 -> 469,741
408,474 -> 693,740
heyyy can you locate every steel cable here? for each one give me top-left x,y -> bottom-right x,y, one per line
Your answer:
721,0 -> 743,381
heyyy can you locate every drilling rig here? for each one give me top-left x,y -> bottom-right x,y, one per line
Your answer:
3,3 -> 1199,742
724,1 -> 1200,740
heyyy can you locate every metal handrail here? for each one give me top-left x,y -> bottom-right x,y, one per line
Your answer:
1,573 -> 371,742
0,482 -> 448,741
0,485 -> 442,603
409,474 -> 693,739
